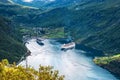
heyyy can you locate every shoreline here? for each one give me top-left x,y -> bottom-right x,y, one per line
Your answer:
53,38 -> 120,80
19,38 -> 119,79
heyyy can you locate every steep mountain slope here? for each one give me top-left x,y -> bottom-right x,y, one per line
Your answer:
1,0 -> 120,55
1,0 -> 119,54
0,0 -> 120,78
32,0 -> 120,54
31,0 -> 120,77
0,16 -> 27,63
0,2 -> 42,27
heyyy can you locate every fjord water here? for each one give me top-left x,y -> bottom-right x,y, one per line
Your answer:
19,39 -> 117,80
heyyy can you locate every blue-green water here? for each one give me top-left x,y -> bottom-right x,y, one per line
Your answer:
19,39 -> 118,80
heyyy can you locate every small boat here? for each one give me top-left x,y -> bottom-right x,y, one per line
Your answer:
26,50 -> 31,56
61,42 -> 75,51
36,38 -> 44,46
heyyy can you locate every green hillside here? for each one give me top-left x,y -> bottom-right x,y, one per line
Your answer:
0,0 -> 120,78
0,2 -> 42,28
94,54 -> 120,78
31,0 -> 120,54
1,0 -> 120,54
0,1 -> 64,63
0,16 -> 27,63
14,0 -> 120,77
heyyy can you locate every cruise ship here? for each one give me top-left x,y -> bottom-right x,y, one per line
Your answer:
61,42 -> 75,51
36,38 -> 44,46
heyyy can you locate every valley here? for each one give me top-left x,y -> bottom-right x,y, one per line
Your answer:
0,0 -> 120,79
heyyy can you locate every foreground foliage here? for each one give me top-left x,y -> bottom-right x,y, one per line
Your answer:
0,59 -> 64,80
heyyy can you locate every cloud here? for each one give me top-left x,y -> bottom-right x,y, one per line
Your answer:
48,0 -> 55,2
22,0 -> 33,2
40,0 -> 55,2
22,0 -> 55,3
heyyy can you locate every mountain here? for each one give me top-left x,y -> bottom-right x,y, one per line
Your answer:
28,0 -> 120,77
32,1 -> 120,77
0,1 -> 50,63
2,0 -> 120,54
0,1 -> 43,27
0,0 -> 120,78
1,0 -> 120,55
0,16 -> 27,63
30,0 -> 120,54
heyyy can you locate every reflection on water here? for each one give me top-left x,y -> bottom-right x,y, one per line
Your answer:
19,39 -> 118,80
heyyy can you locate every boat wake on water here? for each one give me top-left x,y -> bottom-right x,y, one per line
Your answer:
19,39 -> 118,80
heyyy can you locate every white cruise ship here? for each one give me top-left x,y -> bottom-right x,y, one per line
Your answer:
61,42 -> 75,50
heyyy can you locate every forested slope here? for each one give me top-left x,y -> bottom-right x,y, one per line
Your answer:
0,16 -> 26,63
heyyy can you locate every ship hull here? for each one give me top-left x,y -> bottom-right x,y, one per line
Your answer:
61,42 -> 75,51
61,46 -> 75,51
36,39 -> 44,46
